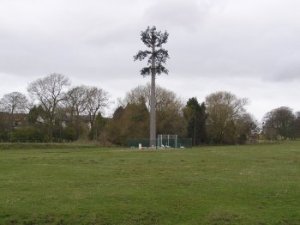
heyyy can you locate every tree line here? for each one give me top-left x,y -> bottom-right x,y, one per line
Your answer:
0,73 -> 299,145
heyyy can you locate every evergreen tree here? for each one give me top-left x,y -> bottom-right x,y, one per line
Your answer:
184,98 -> 207,145
134,26 -> 169,146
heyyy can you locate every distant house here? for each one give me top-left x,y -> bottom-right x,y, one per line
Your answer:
0,112 -> 28,128
36,115 -> 45,124
12,113 -> 28,128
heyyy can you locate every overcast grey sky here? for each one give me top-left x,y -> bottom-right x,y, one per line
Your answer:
0,0 -> 299,120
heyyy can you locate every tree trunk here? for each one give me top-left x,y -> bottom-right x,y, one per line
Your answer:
150,47 -> 156,147
10,109 -> 14,132
150,72 -> 156,147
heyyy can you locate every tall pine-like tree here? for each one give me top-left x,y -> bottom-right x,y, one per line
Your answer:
134,26 -> 169,147
184,98 -> 207,145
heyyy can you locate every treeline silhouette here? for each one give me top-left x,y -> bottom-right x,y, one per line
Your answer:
0,74 -> 299,145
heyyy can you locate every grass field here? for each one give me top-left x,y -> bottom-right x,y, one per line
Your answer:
0,142 -> 299,225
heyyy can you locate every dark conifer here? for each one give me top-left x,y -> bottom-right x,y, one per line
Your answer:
134,26 -> 169,147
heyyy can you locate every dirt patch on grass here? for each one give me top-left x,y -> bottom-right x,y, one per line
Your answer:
205,211 -> 241,225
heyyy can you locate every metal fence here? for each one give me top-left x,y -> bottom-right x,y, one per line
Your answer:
127,138 -> 192,149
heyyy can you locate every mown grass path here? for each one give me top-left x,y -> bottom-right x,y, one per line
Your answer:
0,142 -> 299,224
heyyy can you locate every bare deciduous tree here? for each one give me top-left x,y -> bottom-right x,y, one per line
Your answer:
263,106 -> 295,140
123,84 -> 185,137
84,86 -> 109,139
0,92 -> 29,114
0,92 -> 29,129
124,84 -> 182,112
64,86 -> 88,138
65,86 -> 87,118
27,73 -> 70,140
205,91 -> 248,144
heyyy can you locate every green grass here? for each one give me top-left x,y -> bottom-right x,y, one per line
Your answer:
0,142 -> 299,225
